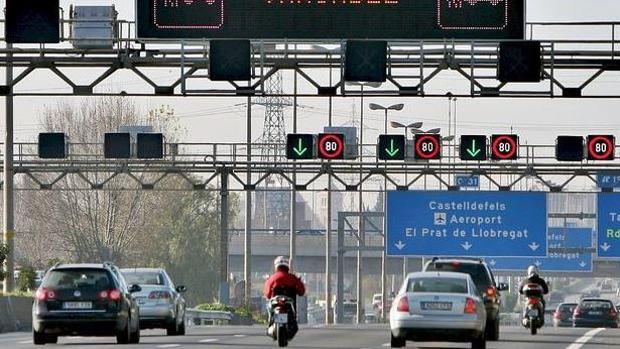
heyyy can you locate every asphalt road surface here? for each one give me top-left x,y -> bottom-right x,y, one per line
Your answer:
1,325 -> 619,349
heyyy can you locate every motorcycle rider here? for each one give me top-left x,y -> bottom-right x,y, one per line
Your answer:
519,265 -> 549,323
264,256 -> 306,337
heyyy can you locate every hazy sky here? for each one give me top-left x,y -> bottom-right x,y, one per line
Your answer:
2,0 -> 620,145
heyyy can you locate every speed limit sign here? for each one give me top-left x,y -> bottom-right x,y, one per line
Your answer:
587,135 -> 615,160
318,133 -> 345,159
414,134 -> 442,160
491,134 -> 519,160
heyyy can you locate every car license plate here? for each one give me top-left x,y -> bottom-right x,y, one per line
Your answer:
589,311 -> 602,315
63,302 -> 92,310
136,297 -> 147,305
421,302 -> 452,311
528,309 -> 539,317
274,314 -> 288,324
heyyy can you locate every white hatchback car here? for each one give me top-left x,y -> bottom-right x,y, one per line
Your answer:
390,271 -> 487,349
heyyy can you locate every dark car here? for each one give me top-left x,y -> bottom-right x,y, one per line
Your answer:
573,298 -> 619,328
32,263 -> 142,345
553,303 -> 577,327
423,257 -> 508,341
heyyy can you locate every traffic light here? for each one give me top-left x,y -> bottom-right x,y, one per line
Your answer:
414,134 -> 441,160
38,133 -> 67,159
104,133 -> 131,159
556,136 -> 584,162
137,133 -> 164,159
498,41 -> 542,83
491,135 -> 519,160
460,135 -> 487,161
5,0 -> 60,44
587,135 -> 615,160
286,134 -> 315,160
377,135 -> 406,160
317,133 -> 345,160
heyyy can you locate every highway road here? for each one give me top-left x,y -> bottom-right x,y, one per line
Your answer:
1,325 -> 619,349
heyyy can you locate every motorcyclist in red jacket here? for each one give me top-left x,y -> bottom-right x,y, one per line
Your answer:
263,256 -> 306,300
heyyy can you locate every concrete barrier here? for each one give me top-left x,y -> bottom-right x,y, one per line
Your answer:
0,296 -> 33,333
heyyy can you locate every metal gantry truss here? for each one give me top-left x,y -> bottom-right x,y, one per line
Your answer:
0,21 -> 619,98
3,142 -> 619,192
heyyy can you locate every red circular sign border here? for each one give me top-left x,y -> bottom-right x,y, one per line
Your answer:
319,134 -> 344,159
588,136 -> 614,160
415,135 -> 441,159
492,135 -> 518,160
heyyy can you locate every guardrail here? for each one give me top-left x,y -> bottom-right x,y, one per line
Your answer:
185,308 -> 233,326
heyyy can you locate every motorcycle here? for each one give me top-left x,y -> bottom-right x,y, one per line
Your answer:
521,283 -> 545,335
267,295 -> 298,347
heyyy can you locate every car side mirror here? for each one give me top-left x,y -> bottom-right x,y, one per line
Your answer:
176,285 -> 187,293
129,284 -> 142,293
497,283 -> 509,292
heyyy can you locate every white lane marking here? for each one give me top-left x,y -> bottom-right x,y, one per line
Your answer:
382,343 -> 391,347
233,334 -> 247,338
199,338 -> 220,343
157,345 -> 181,348
17,340 -> 33,344
566,328 -> 606,349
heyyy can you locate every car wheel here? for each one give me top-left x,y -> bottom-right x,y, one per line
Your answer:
129,321 -> 140,344
177,318 -> 186,336
485,317 -> 500,341
472,334 -> 486,349
116,318 -> 131,344
33,329 -> 48,345
390,333 -> 405,348
46,335 -> 58,344
166,318 -> 179,336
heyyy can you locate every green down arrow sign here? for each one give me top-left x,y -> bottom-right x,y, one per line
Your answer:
467,139 -> 481,157
385,139 -> 400,157
293,138 -> 308,156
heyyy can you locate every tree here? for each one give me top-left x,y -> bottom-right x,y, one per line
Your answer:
14,97 -> 236,305
0,244 -> 8,282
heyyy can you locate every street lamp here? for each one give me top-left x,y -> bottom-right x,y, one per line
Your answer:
411,127 -> 441,135
368,103 -> 405,133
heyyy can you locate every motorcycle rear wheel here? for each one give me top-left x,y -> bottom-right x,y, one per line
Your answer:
277,324 -> 289,347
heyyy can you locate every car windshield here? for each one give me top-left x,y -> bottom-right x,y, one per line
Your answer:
122,271 -> 165,286
42,269 -> 112,291
559,304 -> 576,312
580,301 -> 612,310
426,263 -> 490,293
407,277 -> 468,294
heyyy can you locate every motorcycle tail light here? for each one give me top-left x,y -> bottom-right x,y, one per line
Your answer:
486,286 -> 497,298
527,298 -> 540,306
464,298 -> 476,314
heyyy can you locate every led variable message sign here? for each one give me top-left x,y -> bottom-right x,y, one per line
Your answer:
137,0 -> 525,40
414,134 -> 442,160
587,135 -> 615,161
491,134 -> 519,160
378,135 -> 406,161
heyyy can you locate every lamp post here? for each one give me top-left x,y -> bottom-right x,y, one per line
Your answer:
345,82 -> 381,325
368,102 -> 406,322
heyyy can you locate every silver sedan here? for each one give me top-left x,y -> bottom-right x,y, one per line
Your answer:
389,271 -> 487,349
121,268 -> 187,336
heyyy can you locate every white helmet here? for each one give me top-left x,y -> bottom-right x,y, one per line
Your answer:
527,265 -> 539,278
274,256 -> 290,270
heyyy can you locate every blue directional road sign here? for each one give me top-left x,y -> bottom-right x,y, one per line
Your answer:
386,191 -> 547,257
455,175 -> 480,188
597,172 -> 620,189
597,193 -> 620,258
488,228 -> 593,272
